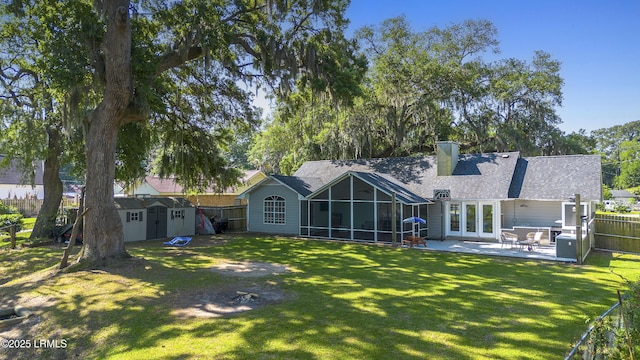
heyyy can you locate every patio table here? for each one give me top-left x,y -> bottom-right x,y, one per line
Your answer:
516,239 -> 536,252
402,236 -> 426,248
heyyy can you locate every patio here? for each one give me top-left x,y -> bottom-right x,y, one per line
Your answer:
404,239 -> 576,263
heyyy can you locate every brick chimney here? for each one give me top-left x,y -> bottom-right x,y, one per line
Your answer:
437,141 -> 459,176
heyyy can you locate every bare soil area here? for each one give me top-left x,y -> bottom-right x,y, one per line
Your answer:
169,260 -> 293,318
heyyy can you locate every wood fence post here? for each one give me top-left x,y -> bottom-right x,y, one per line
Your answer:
60,207 -> 90,269
10,224 -> 16,249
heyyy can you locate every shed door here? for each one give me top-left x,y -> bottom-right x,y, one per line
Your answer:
147,206 -> 168,239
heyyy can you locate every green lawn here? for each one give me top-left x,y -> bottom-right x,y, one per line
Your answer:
2,235 -> 640,359
0,218 -> 35,249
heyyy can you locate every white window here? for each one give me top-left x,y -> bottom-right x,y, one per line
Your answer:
126,211 -> 143,222
264,195 -> 286,224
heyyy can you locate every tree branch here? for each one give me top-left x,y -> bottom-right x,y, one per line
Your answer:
156,46 -> 204,75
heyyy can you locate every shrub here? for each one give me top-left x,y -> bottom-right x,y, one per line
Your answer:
0,201 -> 24,232
614,203 -> 632,213
0,201 -> 18,214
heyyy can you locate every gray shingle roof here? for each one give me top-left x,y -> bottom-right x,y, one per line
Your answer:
271,175 -> 325,197
114,196 -> 194,210
509,155 -> 602,201
0,155 -> 44,185
114,197 -> 146,210
294,152 -> 521,200
249,151 -> 602,202
611,190 -> 637,200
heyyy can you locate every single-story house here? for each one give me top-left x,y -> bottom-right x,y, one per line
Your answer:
239,142 -> 602,244
115,170 -> 266,206
611,190 -> 638,204
114,197 -> 196,242
0,155 -> 44,199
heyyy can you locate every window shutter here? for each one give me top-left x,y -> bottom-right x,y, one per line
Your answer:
139,211 -> 143,222
126,212 -> 130,222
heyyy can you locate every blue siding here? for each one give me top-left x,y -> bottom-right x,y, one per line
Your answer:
247,180 -> 300,234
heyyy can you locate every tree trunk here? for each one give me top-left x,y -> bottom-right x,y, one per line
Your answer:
81,107 -> 128,263
30,126 -> 63,241
79,0 -> 132,264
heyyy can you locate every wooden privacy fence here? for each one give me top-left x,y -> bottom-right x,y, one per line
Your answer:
198,205 -> 247,232
594,213 -> 640,253
2,196 -> 79,219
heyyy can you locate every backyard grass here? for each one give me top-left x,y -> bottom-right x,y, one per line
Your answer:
2,234 -> 640,359
0,218 -> 36,249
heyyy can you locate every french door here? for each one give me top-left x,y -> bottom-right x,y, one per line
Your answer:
448,201 -> 497,239
463,202 -> 477,237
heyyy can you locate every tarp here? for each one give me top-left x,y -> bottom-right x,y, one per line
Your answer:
196,208 -> 215,234
163,237 -> 192,247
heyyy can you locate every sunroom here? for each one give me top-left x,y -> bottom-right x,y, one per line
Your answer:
299,171 -> 432,242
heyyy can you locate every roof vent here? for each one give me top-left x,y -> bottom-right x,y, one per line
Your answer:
502,154 -> 510,158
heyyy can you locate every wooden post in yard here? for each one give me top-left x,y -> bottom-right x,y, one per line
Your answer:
10,224 -> 16,249
60,207 -> 89,269
391,192 -> 397,246
575,194 -> 582,265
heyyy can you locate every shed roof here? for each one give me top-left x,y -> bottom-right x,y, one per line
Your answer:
114,197 -> 146,210
114,196 -> 194,210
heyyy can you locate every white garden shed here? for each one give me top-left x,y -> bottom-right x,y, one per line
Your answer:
114,196 -> 196,242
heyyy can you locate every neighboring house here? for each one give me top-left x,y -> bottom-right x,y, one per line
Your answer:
0,155 -> 44,199
239,142 -> 602,244
114,197 -> 196,242
116,170 -> 266,206
610,190 -> 638,205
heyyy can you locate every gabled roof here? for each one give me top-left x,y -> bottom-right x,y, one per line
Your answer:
611,190 -> 637,199
509,155 -> 602,201
0,155 -> 44,186
145,197 -> 195,208
114,197 -> 146,210
243,150 -> 602,202
271,175 -> 324,197
294,152 -> 520,200
114,196 -> 194,210
137,170 -> 265,195
347,171 -> 429,204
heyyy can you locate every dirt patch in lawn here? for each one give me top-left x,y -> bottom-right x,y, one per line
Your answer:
168,261 -> 293,318
170,283 -> 291,318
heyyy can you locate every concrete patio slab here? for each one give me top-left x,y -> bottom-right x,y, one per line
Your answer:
402,239 -> 576,263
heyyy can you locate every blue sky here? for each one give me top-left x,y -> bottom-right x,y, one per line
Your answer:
344,0 -> 640,133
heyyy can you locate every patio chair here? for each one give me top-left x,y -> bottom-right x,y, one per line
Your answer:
500,231 -> 518,249
525,232 -> 543,250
